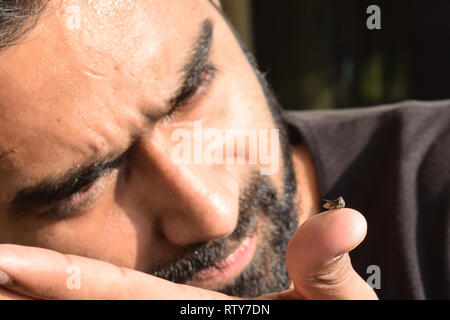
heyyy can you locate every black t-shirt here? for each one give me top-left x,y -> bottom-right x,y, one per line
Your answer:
283,100 -> 450,299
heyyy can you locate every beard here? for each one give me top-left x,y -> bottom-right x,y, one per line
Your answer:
217,170 -> 298,297
148,59 -> 299,297
149,169 -> 298,298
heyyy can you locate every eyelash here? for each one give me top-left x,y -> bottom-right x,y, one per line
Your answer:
164,61 -> 217,121
48,182 -> 98,217
47,161 -> 126,218
195,62 -> 217,97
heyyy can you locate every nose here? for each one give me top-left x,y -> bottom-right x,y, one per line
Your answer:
131,132 -> 241,247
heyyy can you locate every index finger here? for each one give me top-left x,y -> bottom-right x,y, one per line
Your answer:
0,244 -> 236,300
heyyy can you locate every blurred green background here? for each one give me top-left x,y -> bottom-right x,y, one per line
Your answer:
222,0 -> 450,110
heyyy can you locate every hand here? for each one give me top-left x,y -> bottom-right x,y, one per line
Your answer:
261,208 -> 378,300
0,208 -> 377,300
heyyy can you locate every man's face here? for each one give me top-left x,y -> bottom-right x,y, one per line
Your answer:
0,0 -> 299,297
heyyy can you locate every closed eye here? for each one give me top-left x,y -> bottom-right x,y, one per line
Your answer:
165,61 -> 217,120
45,170 -> 115,218
10,151 -> 128,217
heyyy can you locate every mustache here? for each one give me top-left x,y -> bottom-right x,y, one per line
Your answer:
148,173 -> 271,283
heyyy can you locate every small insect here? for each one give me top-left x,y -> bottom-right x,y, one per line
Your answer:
323,196 -> 345,210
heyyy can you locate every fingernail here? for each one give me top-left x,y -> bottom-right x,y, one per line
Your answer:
0,270 -> 12,286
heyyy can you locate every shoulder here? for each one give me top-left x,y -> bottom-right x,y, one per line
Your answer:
281,99 -> 450,202
282,99 -> 450,131
282,99 -> 450,158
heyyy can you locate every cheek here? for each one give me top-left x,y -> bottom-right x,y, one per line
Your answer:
45,191 -> 165,270
0,193 -> 154,270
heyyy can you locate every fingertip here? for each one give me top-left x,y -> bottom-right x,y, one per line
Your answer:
286,207 -> 368,276
328,208 -> 368,250
286,208 -> 377,300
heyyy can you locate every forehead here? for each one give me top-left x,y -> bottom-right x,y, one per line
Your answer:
0,0 -> 213,199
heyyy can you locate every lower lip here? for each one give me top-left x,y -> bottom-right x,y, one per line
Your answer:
187,235 -> 257,287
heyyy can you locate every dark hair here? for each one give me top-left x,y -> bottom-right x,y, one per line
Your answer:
0,0 -> 48,52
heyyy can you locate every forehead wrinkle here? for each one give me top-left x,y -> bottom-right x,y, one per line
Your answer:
0,148 -> 20,174
0,0 -> 211,183
0,148 -> 18,161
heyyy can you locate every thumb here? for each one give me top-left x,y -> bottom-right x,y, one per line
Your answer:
285,208 -> 378,300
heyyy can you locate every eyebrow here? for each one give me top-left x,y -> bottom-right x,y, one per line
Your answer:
8,19 -> 214,213
150,18 -> 214,120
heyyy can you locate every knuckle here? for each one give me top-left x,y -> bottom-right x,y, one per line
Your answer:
302,255 -> 354,288
104,265 -> 137,300
37,285 -> 59,300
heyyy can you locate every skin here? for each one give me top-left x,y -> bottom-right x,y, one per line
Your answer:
0,0 -> 377,299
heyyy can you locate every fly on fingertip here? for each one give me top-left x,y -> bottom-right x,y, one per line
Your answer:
323,196 -> 345,210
